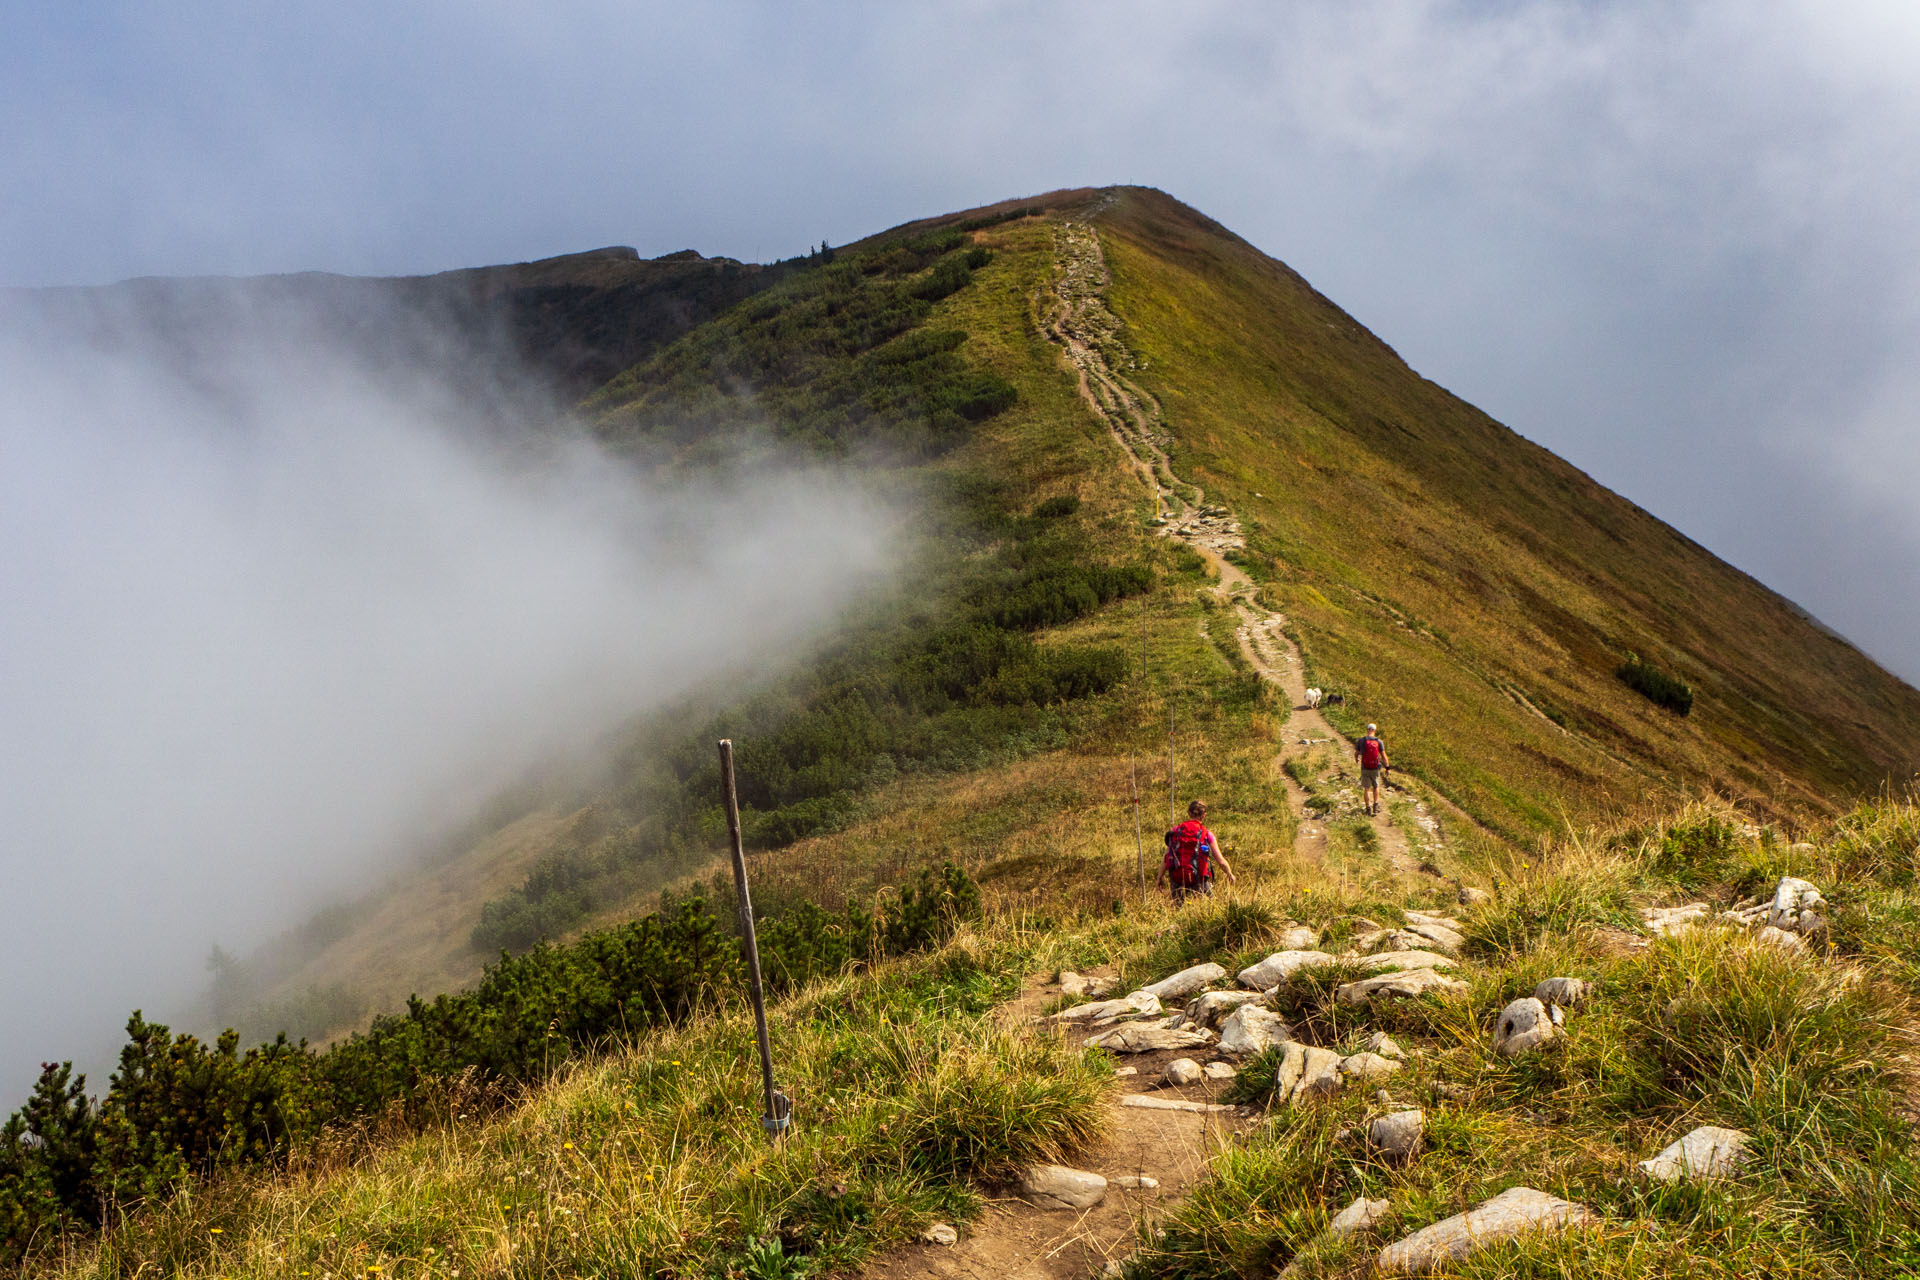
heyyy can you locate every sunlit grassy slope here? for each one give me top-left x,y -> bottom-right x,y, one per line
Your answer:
1074,186 -> 1920,834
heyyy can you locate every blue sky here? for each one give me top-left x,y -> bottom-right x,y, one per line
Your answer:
5,0 -> 1918,680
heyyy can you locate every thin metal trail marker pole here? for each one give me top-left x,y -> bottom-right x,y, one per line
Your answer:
1130,755 -> 1146,904
718,739 -> 788,1139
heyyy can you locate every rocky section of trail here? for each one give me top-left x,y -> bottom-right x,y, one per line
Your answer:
1044,217 -> 1434,878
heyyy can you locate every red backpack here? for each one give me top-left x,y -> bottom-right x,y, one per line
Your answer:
1165,820 -> 1212,885
1360,736 -> 1385,769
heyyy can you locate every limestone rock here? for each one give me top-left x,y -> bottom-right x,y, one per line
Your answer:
1457,885 -> 1491,907
1184,988 -> 1270,1028
1118,1094 -> 1235,1114
1638,1125 -> 1751,1183
1768,876 -> 1827,936
1369,1109 -> 1425,1161
1291,1044 -> 1345,1102
1336,967 -> 1467,1006
920,1223 -> 959,1246
1754,925 -> 1807,952
1141,962 -> 1228,1001
1492,997 -> 1560,1056
1341,1051 -> 1403,1084
1019,1164 -> 1107,1209
1239,950 -> 1337,989
1533,977 -> 1591,1007
1218,1005 -> 1293,1057
1357,949 -> 1457,972
1277,925 -> 1321,950
1113,1066 -> 1138,1077
1049,991 -> 1162,1024
1329,1195 -> 1392,1237
1401,915 -> 1466,954
1085,1023 -> 1215,1053
1642,903 -> 1712,936
1354,927 -> 1429,953
1203,1060 -> 1237,1080
1112,1174 -> 1159,1189
1365,1031 -> 1408,1060
1163,1057 -> 1203,1086
1405,909 -> 1464,930
1377,1187 -> 1595,1274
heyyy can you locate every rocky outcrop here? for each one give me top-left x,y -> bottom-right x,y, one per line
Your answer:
1377,1187 -> 1594,1274
1638,1125 -> 1750,1182
1184,989 -> 1270,1028
1767,877 -> 1827,936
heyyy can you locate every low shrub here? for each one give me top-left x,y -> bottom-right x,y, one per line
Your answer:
1618,653 -> 1694,715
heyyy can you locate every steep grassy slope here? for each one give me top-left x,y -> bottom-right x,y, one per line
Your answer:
1079,186 -> 1920,833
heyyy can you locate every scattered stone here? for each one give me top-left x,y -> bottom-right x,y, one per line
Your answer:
1141,963 -> 1229,1001
1638,1125 -> 1751,1183
1356,928 -> 1433,953
1402,913 -> 1466,954
1369,1109 -> 1425,1161
1335,968 -> 1467,1006
1721,900 -> 1770,926
1365,1031 -> 1407,1060
1377,1187 -> 1595,1274
1163,1057 -> 1203,1086
1113,1066 -> 1138,1078
1754,925 -> 1807,952
1768,876 -> 1827,936
1019,1164 -> 1108,1209
1329,1196 -> 1392,1237
1457,885 -> 1492,907
1276,1043 -> 1345,1103
1184,989 -> 1270,1028
1111,1174 -> 1159,1189
1341,1052 -> 1403,1084
920,1223 -> 959,1246
1356,949 -> 1457,972
1492,997 -> 1560,1056
1405,909 -> 1464,931
1276,925 -> 1321,950
1086,1023 -> 1215,1053
1641,903 -> 1712,936
1119,1094 -> 1236,1114
1218,1005 -> 1293,1057
1533,977 -> 1591,1007
1238,950 -> 1338,989
1203,1061 -> 1237,1080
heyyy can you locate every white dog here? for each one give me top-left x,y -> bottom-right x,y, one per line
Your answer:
1305,687 -> 1323,709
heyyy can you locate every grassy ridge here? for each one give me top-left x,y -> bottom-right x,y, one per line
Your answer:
1085,186 -> 1920,833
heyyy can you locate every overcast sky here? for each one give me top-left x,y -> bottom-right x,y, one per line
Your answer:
3,3 -> 1915,665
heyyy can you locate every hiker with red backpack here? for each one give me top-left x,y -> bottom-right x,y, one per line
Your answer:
1156,800 -> 1236,903
1356,724 -> 1390,816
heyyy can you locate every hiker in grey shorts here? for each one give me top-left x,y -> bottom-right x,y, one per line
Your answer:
1356,724 -> 1389,816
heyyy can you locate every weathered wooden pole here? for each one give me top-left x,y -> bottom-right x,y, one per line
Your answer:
717,739 -> 789,1139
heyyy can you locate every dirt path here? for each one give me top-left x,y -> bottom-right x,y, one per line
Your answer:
866,973 -> 1246,1280
1044,218 -> 1436,877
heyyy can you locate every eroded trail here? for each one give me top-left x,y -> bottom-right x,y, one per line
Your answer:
1045,218 -> 1439,876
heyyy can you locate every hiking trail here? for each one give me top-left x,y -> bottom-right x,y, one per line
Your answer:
1043,216 -> 1442,879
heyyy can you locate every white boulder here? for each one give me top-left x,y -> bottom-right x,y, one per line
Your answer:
1641,903 -> 1712,936
1276,925 -> 1321,950
1754,925 -> 1806,953
1377,1187 -> 1594,1274
1335,968 -> 1468,1006
1218,1005 -> 1293,1057
1329,1195 -> 1392,1237
920,1222 -> 959,1246
1085,1023 -> 1216,1053
1365,1031 -> 1408,1060
1203,1061 -> 1237,1080
1340,1052 -> 1403,1084
1768,876 -> 1827,936
1141,962 -> 1229,1001
1369,1109 -> 1425,1161
1163,1057 -> 1203,1086
1357,949 -> 1457,972
1492,997 -> 1560,1057
1184,989 -> 1270,1028
1239,950 -> 1338,989
1638,1125 -> 1750,1183
1018,1164 -> 1107,1209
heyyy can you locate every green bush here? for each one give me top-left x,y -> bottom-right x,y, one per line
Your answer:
1618,653 -> 1694,715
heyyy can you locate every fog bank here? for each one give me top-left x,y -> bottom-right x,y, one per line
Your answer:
0,289 -> 896,1097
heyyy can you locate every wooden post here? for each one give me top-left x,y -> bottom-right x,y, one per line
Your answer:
717,739 -> 788,1139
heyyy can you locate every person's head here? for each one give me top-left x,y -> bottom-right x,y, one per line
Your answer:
1367,723 -> 1378,735
1188,799 -> 1207,819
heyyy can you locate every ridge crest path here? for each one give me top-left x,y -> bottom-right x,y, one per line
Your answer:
1044,218 -> 1430,876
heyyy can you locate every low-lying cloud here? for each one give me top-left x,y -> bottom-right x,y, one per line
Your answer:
0,288 -> 897,1097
